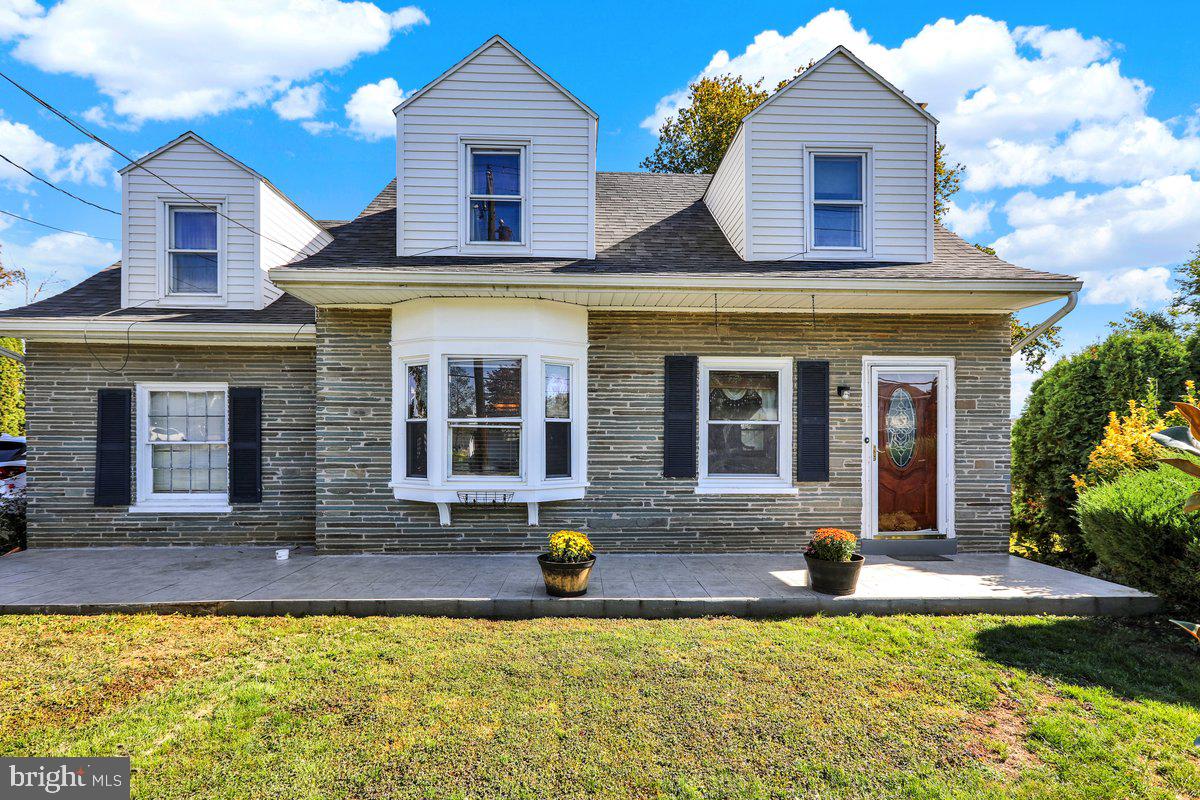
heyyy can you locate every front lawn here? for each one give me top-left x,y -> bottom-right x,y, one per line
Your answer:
2,614 -> 1198,799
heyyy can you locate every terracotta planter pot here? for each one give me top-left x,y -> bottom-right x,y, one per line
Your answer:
805,553 -> 864,596
538,554 -> 596,597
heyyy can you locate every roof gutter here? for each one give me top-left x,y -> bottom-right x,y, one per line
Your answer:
0,319 -> 315,346
270,267 -> 1083,296
1011,291 -> 1078,356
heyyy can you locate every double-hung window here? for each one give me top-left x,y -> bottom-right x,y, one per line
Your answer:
447,358 -> 522,477
135,384 -> 229,510
466,147 -> 523,244
810,154 -> 866,250
544,363 -> 572,479
698,358 -> 794,494
167,206 -> 220,294
405,363 -> 428,479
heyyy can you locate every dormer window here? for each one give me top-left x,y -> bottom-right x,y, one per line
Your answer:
168,206 -> 220,294
809,153 -> 867,250
464,144 -> 526,247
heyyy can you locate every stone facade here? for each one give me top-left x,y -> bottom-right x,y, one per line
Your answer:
25,342 -> 316,546
313,308 -> 1010,554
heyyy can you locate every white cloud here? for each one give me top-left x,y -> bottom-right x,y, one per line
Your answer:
992,176 -> 1200,272
0,1 -> 428,123
301,120 -> 339,136
344,77 -> 404,140
644,10 -> 1200,193
0,231 -> 118,309
941,200 -> 993,239
272,84 -> 324,121
1081,267 -> 1173,307
0,118 -> 114,189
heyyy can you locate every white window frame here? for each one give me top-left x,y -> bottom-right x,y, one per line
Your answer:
805,148 -> 872,256
400,359 -> 429,481
458,138 -> 531,255
391,346 -> 587,526
542,359 -> 575,481
157,198 -> 228,306
860,355 -> 956,540
132,382 -> 231,514
445,355 -> 525,482
697,357 -> 796,495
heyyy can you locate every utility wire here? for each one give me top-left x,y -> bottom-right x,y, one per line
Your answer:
0,152 -> 119,215
0,69 -> 298,253
0,208 -> 118,241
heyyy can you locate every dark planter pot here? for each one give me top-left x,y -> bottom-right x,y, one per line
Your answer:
805,553 -> 864,596
538,554 -> 596,597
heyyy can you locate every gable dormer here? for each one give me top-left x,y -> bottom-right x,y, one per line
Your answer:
118,132 -> 331,310
394,35 -> 598,259
705,46 -> 937,263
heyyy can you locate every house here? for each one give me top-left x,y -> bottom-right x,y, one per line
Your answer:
0,37 -> 1079,555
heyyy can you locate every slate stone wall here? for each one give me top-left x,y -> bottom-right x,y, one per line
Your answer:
24,342 -> 316,546
314,308 -> 1011,553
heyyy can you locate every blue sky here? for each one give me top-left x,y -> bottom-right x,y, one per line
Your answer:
0,1 -> 1197,415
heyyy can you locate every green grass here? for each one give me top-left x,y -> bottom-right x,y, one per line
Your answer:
2,614 -> 1199,799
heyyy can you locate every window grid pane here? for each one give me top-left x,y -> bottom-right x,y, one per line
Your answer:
147,389 -> 227,494
450,424 -> 521,477
447,359 -> 522,419
545,364 -> 570,419
708,371 -> 779,421
813,156 -> 862,201
813,204 -> 863,248
406,364 -> 428,420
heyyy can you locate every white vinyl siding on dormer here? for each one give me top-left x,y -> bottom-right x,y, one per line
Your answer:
121,133 -> 331,310
396,39 -> 597,259
122,137 -> 258,309
256,182 -> 332,305
705,125 -> 747,259
706,49 -> 935,264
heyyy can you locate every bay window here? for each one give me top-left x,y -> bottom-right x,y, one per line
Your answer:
698,358 -> 795,494
391,298 -> 588,526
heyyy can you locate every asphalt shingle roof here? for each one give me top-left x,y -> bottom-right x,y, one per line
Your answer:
285,173 -> 1074,282
0,263 -> 314,324
0,171 -> 1074,326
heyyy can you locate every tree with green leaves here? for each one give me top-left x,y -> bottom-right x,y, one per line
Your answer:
640,76 -> 769,174
1169,244 -> 1200,324
0,337 -> 23,435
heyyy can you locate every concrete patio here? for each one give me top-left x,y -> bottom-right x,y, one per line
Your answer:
0,547 -> 1159,617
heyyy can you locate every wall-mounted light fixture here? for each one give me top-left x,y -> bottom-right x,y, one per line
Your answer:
836,385 -> 852,399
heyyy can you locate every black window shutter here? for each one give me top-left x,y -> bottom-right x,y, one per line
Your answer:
94,388 -> 132,506
228,388 -> 262,503
796,361 -> 830,482
663,355 -> 698,478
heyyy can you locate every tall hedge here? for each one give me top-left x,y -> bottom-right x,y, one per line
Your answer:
1012,327 -> 1190,565
0,337 -> 23,436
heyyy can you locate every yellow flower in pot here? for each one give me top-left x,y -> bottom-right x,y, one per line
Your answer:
538,530 -> 596,597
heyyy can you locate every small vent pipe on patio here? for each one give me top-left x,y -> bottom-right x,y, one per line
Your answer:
1011,292 -> 1077,357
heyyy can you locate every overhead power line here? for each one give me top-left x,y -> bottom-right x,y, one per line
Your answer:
0,69 -> 297,253
0,152 -> 119,215
0,208 -> 118,241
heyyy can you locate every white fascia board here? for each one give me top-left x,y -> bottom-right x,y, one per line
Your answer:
0,319 -> 315,346
270,266 -> 1082,296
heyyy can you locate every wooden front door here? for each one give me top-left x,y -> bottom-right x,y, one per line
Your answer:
875,371 -> 939,533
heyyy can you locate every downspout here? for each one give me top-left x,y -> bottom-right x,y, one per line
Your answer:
1011,291 -> 1077,356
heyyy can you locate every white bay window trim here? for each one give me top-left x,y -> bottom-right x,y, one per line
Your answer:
132,381 -> 232,514
390,299 -> 588,526
696,357 -> 796,496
